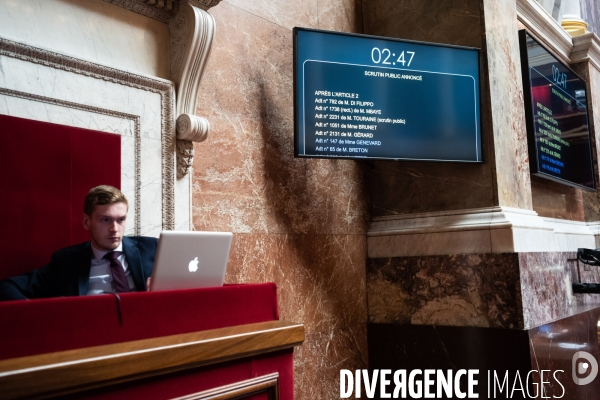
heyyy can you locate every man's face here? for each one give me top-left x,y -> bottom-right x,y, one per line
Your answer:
82,202 -> 128,252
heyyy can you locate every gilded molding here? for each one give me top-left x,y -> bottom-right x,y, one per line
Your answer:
170,2 -> 216,178
562,18 -> 588,37
0,37 -> 177,230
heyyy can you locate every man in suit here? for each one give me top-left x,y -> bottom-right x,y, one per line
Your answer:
0,185 -> 158,301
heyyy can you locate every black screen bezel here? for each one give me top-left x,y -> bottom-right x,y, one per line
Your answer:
518,29 -> 596,191
293,27 -> 483,163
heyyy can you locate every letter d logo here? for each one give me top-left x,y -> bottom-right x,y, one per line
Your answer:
572,351 -> 599,385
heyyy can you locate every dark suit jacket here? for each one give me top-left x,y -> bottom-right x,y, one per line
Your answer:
0,236 -> 158,301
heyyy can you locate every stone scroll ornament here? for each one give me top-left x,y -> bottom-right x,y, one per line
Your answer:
170,0 -> 220,178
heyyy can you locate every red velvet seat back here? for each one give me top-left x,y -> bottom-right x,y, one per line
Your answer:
0,283 -> 280,359
0,284 -> 292,399
0,115 -> 121,279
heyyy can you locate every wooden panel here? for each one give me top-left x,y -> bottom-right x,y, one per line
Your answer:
0,321 -> 304,399
172,372 -> 279,400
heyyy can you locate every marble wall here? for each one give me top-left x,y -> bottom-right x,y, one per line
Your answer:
363,0 -> 534,217
367,253 -> 524,329
363,0 -> 499,217
195,3 -> 600,396
363,0 -> 600,224
192,1 -> 369,398
368,252 -> 600,331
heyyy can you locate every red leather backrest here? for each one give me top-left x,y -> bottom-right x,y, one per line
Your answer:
0,115 -> 120,279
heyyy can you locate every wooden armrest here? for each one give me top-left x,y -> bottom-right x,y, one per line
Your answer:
0,320 -> 304,399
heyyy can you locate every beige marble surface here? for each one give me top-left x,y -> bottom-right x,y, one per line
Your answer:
194,2 -> 370,236
223,0 -> 318,31
294,323 -> 367,399
223,0 -> 362,33
225,233 -> 367,336
193,1 -> 369,398
191,1 -> 600,397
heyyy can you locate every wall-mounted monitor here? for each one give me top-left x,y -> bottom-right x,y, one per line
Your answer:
518,30 -> 596,191
293,28 -> 482,162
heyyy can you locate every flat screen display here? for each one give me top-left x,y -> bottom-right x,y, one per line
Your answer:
294,28 -> 482,162
518,30 -> 595,191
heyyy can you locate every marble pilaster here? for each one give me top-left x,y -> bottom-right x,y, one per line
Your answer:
193,2 -> 369,398
482,0 -> 532,210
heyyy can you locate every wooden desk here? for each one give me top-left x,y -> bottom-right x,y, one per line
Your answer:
0,320 -> 304,399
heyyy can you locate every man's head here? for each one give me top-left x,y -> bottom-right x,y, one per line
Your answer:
82,185 -> 128,252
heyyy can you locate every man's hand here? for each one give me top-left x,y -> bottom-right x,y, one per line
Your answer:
146,277 -> 152,291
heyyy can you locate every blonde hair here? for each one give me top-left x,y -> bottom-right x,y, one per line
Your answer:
84,185 -> 128,216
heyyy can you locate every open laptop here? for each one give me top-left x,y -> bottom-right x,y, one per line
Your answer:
149,231 -> 233,292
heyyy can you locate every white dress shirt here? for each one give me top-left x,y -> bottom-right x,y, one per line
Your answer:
87,244 -> 136,295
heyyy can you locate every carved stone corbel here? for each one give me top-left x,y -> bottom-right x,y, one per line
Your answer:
170,0 -> 220,178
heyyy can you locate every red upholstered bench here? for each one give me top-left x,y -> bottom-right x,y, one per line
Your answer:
0,283 -> 301,399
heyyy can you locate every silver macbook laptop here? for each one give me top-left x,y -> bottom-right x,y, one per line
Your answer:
149,231 -> 233,292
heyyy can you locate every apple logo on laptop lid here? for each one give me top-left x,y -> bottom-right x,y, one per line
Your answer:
188,256 -> 199,272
